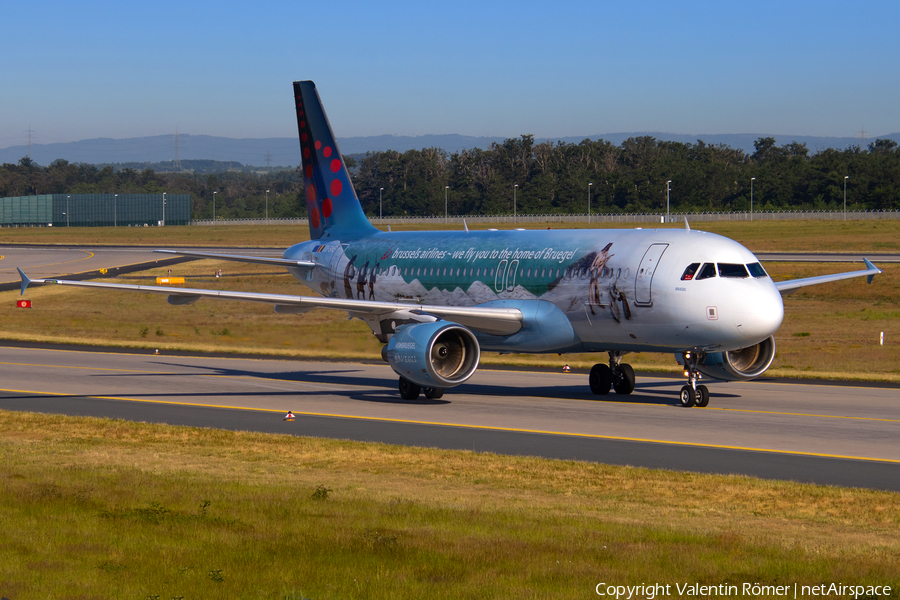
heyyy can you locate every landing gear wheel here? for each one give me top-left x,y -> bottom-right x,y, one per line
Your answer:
612,363 -> 636,395
679,385 -> 696,408
695,385 -> 710,407
589,363 -> 613,395
398,377 -> 421,400
423,387 -> 444,399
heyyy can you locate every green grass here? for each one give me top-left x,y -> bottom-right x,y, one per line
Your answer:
1,410 -> 898,598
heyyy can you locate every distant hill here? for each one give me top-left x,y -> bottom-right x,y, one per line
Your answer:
3,132 -> 898,167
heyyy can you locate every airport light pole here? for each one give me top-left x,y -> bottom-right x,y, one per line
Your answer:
514,184 -> 518,223
213,191 -> 217,222
445,186 -> 449,223
588,182 -> 592,224
666,180 -> 671,222
844,176 -> 849,220
379,187 -> 383,220
265,189 -> 269,225
162,192 -> 166,226
750,177 -> 755,221
114,194 -> 118,227
66,195 -> 70,227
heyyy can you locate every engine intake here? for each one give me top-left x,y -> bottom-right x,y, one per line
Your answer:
385,321 -> 480,388
692,336 -> 776,381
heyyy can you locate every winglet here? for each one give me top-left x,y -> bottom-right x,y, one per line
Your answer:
863,258 -> 880,284
684,217 -> 690,231
17,267 -> 32,296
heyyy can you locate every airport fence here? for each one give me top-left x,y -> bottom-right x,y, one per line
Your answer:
191,209 -> 900,227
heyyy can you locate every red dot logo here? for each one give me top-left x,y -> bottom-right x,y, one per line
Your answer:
330,180 -> 342,197
330,158 -> 341,173
323,147 -> 332,158
315,141 -> 322,150
305,165 -> 313,179
322,197 -> 333,217
310,207 -> 320,229
306,183 -> 317,203
303,147 -> 310,159
300,120 -> 305,129
302,133 -> 307,142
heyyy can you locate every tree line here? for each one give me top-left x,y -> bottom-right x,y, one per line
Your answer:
2,136 -> 898,220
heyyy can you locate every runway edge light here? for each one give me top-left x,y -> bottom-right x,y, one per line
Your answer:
17,299 -> 31,308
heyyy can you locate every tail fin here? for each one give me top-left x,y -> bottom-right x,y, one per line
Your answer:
294,81 -> 377,240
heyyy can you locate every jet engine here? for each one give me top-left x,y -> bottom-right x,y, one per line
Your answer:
686,336 -> 777,381
384,321 -> 480,389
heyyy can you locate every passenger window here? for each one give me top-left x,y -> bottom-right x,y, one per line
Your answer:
695,263 -> 717,280
681,263 -> 701,281
747,262 -> 768,278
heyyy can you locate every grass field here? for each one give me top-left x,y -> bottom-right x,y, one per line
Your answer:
1,410 -> 898,599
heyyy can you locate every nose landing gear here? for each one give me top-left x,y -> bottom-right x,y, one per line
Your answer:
679,351 -> 709,408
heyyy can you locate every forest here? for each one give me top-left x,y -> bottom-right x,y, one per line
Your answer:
2,136 -> 898,220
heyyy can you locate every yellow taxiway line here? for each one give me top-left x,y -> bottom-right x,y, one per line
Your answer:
1,386 -> 898,465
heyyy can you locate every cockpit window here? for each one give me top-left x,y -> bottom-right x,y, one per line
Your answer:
718,263 -> 749,278
695,263 -> 717,280
747,262 -> 769,278
681,263 -> 701,281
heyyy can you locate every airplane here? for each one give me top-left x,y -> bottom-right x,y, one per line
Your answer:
17,80 -> 883,408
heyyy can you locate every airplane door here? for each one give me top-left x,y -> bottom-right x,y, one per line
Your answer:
506,260 -> 519,291
634,243 -> 668,306
495,260 -> 508,292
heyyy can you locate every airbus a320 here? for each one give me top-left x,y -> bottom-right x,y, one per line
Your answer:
18,80 -> 882,407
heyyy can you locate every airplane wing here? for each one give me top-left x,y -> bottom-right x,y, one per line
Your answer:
16,268 -> 522,336
774,258 -> 881,295
152,249 -> 316,268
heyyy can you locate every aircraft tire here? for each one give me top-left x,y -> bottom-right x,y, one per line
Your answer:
679,385 -> 696,408
589,364 -> 613,395
613,363 -> 636,395
399,377 -> 421,400
696,385 -> 710,407
423,387 -> 444,399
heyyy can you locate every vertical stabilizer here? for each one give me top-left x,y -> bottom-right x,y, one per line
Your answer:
294,81 -> 377,240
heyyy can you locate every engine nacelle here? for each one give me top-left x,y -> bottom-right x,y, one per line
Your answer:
385,321 -> 480,389
681,336 -> 776,381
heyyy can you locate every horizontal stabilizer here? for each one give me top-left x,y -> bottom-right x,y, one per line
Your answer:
153,249 -> 315,268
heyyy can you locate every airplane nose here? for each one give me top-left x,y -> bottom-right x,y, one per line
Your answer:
734,284 -> 784,340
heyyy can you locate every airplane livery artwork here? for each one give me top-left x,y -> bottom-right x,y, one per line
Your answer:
18,80 -> 882,407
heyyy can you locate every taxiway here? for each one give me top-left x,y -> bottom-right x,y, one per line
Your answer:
0,345 -> 897,491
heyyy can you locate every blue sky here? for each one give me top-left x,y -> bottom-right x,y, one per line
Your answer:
2,0 -> 898,147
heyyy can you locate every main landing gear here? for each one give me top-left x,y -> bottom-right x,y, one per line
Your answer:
679,351 -> 709,408
398,376 -> 444,400
589,352 -> 635,396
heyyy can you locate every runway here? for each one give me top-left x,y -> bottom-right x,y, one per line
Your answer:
1,344 -> 898,491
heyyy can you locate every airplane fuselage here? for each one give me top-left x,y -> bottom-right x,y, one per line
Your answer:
284,226 -> 785,355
